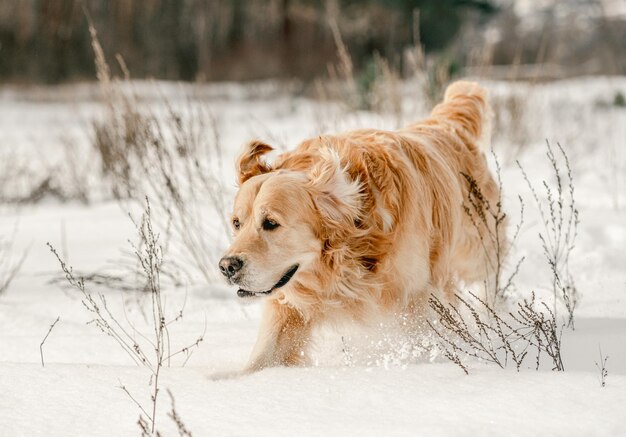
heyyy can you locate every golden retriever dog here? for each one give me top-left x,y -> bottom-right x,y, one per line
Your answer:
219,81 -> 503,372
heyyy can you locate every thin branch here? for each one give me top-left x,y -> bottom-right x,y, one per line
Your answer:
39,316 -> 60,367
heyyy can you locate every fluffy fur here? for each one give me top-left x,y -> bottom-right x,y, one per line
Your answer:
220,80 -> 504,372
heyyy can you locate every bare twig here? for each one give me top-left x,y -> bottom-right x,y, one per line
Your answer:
39,316 -> 60,367
48,242 -> 149,367
517,141 -> 579,328
119,382 -> 152,419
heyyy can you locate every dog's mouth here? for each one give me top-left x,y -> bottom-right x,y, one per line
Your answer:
237,264 -> 299,298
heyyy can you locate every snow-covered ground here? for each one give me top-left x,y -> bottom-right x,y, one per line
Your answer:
0,77 -> 625,435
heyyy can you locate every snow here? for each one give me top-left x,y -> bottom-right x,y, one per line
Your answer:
1,77 -> 625,435
3,363 -> 625,437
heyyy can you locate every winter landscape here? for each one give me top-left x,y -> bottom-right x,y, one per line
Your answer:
1,1 -> 625,436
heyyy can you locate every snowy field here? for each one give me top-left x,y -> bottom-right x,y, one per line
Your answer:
0,77 -> 625,435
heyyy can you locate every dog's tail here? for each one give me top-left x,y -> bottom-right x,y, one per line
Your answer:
432,80 -> 492,151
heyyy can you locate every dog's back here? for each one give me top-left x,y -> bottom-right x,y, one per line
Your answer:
280,81 -> 503,307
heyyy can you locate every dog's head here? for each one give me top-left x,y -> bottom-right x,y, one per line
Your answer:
218,140 -> 361,299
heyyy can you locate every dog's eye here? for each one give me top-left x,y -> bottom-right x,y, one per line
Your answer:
262,218 -> 279,231
232,218 -> 240,230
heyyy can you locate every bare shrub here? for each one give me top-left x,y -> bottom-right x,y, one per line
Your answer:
49,198 -> 204,433
87,20 -> 230,283
428,291 -> 565,374
518,141 -> 579,328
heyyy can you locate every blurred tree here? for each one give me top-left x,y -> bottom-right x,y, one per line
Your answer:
345,0 -> 496,50
0,0 -> 497,83
0,0 -> 620,84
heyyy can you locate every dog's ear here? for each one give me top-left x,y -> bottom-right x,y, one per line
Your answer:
236,140 -> 274,185
308,148 -> 361,224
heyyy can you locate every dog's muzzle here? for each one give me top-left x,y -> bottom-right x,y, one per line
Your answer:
237,264 -> 299,298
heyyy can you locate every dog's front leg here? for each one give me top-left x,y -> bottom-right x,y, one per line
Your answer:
245,300 -> 311,372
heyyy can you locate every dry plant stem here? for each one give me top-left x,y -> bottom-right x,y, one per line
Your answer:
165,315 -> 206,367
137,415 -> 156,437
96,81 -> 227,282
341,336 -> 354,367
517,141 -> 579,328
119,382 -> 152,419
327,14 -> 358,108
39,316 -> 60,367
86,17 -> 230,284
48,197 -> 204,434
134,388 -> 193,437
48,243 -> 150,367
131,198 -> 202,433
128,198 -> 204,432
595,345 -> 609,388
133,201 -> 166,433
167,388 -> 193,437
462,151 -> 525,307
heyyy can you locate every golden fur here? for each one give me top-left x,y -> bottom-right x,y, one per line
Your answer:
220,80 -> 504,371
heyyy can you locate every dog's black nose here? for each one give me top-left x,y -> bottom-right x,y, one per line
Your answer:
219,256 -> 244,278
